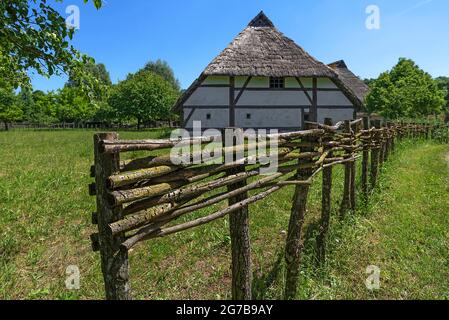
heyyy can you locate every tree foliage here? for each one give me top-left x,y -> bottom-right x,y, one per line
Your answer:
66,61 -> 112,101
435,76 -> 449,121
366,58 -> 445,119
0,0 -> 102,90
1,2 -> 182,128
109,70 -> 179,128
142,59 -> 181,92
0,86 -> 23,129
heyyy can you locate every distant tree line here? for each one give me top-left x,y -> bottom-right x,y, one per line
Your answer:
0,59 -> 181,130
1,1 -> 180,130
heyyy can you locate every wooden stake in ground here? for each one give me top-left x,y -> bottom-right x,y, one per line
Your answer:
225,128 -> 252,300
93,133 -> 130,300
361,117 -> 370,201
340,120 -> 352,218
379,121 -> 386,166
284,123 -> 315,299
317,118 -> 333,263
370,121 -> 381,190
349,121 -> 358,211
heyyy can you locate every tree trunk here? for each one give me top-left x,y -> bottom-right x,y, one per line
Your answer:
4,121 -> 9,131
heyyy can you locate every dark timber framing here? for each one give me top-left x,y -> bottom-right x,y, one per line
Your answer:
180,75 -> 358,128
229,76 -> 236,127
199,85 -> 345,92
294,77 -> 313,105
234,76 -> 253,105
183,107 -> 197,126
311,78 -> 318,122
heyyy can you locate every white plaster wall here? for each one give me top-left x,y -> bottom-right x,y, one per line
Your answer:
235,90 -> 310,106
184,87 -> 229,106
285,77 -> 300,88
317,78 -> 338,88
317,91 -> 352,106
235,76 -> 269,88
285,77 -> 337,89
184,108 -> 229,128
202,76 -> 229,85
235,108 -> 302,128
317,108 -> 354,124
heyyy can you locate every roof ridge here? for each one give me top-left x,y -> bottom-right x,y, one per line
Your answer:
248,11 -> 275,28
328,60 -> 348,69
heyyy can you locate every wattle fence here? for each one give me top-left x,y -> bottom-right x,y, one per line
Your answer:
88,118 -> 447,300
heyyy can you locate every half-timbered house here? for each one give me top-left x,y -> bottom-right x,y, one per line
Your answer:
173,12 -> 365,130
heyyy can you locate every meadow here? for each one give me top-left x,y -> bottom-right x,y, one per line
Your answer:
1,129 -> 449,300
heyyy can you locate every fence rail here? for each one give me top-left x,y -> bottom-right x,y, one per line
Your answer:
88,118 -> 447,300
0,121 -> 179,130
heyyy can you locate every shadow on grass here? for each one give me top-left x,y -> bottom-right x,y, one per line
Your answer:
251,217 -> 329,299
251,248 -> 285,300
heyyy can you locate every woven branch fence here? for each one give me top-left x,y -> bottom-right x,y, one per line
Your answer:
88,117 -> 447,300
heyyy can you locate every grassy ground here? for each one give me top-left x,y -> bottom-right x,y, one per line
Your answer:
0,129 -> 448,300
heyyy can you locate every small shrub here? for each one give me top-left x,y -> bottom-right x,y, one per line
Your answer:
432,126 -> 449,144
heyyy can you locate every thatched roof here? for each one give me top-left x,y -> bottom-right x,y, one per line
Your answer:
202,11 -> 337,78
328,60 -> 370,106
173,12 -> 363,112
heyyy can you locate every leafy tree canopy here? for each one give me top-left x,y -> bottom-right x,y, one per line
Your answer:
109,69 -> 179,128
0,0 -> 102,91
0,86 -> 23,129
435,76 -> 449,121
68,62 -> 111,87
141,59 -> 181,92
366,58 -> 445,119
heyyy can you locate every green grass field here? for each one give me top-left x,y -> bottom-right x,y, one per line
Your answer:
1,129 -> 448,300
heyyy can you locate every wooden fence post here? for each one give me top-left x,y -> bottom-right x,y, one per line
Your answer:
93,133 -> 131,300
379,121 -> 386,166
384,122 -> 391,162
284,123 -> 315,299
224,128 -> 252,300
317,118 -> 333,263
390,122 -> 396,153
340,120 -> 352,218
349,121 -> 358,211
370,120 -> 381,190
361,117 -> 370,202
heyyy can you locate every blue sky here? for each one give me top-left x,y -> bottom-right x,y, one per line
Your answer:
32,0 -> 449,92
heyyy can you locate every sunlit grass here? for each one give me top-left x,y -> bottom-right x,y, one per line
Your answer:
0,129 -> 448,299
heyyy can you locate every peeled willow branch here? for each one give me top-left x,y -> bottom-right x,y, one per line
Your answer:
304,121 -> 344,132
120,155 -> 181,172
